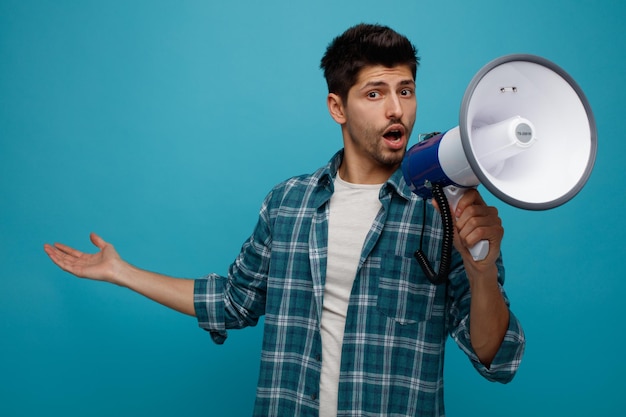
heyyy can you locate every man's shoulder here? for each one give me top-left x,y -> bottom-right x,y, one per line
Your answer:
269,153 -> 339,196
260,157 -> 336,213
268,169 -> 328,199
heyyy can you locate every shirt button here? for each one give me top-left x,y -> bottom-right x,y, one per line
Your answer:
311,393 -> 317,401
315,354 -> 321,361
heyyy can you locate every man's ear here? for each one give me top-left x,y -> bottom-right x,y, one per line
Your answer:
327,93 -> 346,124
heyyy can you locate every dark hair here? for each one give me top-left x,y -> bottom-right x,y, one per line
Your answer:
320,23 -> 419,101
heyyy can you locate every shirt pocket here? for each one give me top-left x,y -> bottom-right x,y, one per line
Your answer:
376,254 -> 436,325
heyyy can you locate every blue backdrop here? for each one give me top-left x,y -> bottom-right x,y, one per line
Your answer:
1,1 -> 624,416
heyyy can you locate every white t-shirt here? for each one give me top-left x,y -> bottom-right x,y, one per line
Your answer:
319,174 -> 383,417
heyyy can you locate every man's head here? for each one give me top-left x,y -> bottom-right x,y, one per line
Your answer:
321,24 -> 420,184
320,23 -> 419,103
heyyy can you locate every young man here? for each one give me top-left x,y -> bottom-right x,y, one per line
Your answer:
44,24 -> 524,417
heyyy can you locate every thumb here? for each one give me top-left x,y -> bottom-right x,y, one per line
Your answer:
89,232 -> 107,250
430,199 -> 440,213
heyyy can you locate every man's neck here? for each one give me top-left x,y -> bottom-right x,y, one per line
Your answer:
337,157 -> 396,185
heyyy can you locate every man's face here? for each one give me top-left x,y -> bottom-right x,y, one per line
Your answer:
342,64 -> 417,170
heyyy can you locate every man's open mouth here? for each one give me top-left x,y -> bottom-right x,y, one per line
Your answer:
383,130 -> 403,141
383,125 -> 405,142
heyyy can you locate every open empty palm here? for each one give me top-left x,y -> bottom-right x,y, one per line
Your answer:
44,233 -> 121,283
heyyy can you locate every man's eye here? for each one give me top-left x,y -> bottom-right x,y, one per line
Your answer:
400,88 -> 413,96
367,91 -> 380,99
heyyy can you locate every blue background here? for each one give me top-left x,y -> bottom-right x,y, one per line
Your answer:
1,0 -> 624,415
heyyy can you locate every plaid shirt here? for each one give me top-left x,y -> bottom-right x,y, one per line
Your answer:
194,150 -> 525,417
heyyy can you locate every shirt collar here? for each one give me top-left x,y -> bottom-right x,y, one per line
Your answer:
315,149 -> 414,201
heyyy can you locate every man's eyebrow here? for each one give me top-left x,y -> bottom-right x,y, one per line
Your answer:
360,79 -> 415,89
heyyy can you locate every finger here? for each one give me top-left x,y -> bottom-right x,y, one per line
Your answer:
455,189 -> 486,216
461,223 -> 498,247
52,242 -> 85,259
44,244 -> 78,272
43,243 -> 58,260
90,232 -> 107,250
431,199 -> 438,211
458,215 -> 503,248
455,204 -> 492,230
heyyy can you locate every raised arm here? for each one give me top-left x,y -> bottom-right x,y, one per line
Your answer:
452,189 -> 509,367
44,232 -> 196,317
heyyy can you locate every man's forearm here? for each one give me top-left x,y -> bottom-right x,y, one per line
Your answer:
116,262 -> 197,317
467,263 -> 510,367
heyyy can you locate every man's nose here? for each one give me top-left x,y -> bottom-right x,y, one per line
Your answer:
385,94 -> 403,119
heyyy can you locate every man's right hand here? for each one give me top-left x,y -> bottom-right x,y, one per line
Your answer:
44,232 -> 123,285
44,232 -> 197,317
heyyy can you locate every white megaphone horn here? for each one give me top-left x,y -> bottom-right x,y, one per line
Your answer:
401,54 -> 597,285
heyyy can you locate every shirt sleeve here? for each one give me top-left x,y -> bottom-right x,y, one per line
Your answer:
193,193 -> 274,345
446,256 -> 526,383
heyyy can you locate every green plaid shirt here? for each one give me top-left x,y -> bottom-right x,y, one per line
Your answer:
194,150 -> 525,416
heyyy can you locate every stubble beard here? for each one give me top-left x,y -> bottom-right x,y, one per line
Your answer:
354,122 -> 411,168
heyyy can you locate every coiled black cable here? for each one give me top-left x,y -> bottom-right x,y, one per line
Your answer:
414,183 -> 454,285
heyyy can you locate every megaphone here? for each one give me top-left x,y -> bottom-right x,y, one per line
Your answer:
401,54 -> 597,284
